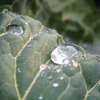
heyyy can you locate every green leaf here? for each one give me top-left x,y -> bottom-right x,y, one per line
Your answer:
0,10 -> 64,100
0,10 -> 100,100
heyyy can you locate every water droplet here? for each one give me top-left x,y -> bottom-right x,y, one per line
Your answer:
60,77 -> 64,80
51,44 -> 78,65
18,52 -> 21,56
2,9 -> 8,13
17,68 -> 21,73
5,25 -> 23,35
40,64 -> 47,70
48,75 -> 52,79
27,44 -> 32,47
46,28 -> 51,33
70,68 -> 73,70
38,95 -> 43,100
68,64 -> 71,66
52,83 -> 59,87
82,54 -> 87,59
56,69 -> 61,73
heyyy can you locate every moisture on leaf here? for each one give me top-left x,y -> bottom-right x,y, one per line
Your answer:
0,10 -> 100,100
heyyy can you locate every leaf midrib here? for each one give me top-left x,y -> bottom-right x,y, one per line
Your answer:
14,26 -> 44,100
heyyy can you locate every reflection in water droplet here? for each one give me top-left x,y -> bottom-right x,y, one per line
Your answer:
51,45 -> 78,65
52,83 -> 59,87
38,95 -> 43,100
69,64 -> 71,66
2,9 -> 8,13
63,59 -> 69,64
5,25 -> 23,35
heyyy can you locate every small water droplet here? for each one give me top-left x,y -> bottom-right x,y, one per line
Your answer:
17,68 -> 21,73
60,77 -> 64,80
52,83 -> 59,87
2,9 -> 8,13
46,28 -> 51,33
48,75 -> 52,79
18,52 -> 21,56
40,64 -> 47,70
51,44 -> 78,65
29,37 -> 32,40
82,54 -> 87,59
5,25 -> 23,35
68,64 -> 71,66
27,44 -> 32,47
38,95 -> 43,100
70,68 -> 73,70
56,69 -> 61,73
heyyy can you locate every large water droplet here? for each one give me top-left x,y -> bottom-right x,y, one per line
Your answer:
51,44 -> 78,65
5,25 -> 23,35
2,9 -> 8,13
52,83 -> 59,87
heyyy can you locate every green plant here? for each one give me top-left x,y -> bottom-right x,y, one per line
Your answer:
0,10 -> 100,100
0,0 -> 100,54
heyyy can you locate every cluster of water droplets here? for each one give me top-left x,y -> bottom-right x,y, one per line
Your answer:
39,64 -> 66,90
51,44 -> 78,65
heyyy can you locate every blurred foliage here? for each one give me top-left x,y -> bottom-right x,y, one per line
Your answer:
0,0 -> 100,54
